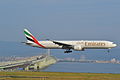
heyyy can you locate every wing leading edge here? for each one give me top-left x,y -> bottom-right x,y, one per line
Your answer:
52,40 -> 73,49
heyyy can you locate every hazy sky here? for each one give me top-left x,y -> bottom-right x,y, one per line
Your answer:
0,0 -> 120,43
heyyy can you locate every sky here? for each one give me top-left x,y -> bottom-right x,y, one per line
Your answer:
0,0 -> 120,44
0,0 -> 120,59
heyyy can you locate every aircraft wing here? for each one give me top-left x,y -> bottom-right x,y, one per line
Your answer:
52,41 -> 73,49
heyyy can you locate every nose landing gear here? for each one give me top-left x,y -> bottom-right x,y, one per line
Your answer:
107,48 -> 111,53
107,49 -> 110,53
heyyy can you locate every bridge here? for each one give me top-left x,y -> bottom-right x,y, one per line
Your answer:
0,55 -> 57,71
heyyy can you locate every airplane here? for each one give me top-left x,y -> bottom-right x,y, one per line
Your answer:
23,29 -> 117,53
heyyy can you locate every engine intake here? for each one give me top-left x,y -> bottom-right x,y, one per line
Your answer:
73,45 -> 84,51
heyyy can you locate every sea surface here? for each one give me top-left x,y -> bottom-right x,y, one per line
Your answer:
42,62 -> 120,73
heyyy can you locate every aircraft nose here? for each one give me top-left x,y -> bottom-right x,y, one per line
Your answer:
113,44 -> 117,47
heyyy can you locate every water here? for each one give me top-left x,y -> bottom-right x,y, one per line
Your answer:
43,62 -> 120,73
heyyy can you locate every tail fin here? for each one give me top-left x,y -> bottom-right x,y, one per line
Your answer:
24,29 -> 46,48
24,29 -> 35,42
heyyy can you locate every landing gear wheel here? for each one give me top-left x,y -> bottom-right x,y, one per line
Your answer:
64,50 -> 72,53
107,49 -> 110,53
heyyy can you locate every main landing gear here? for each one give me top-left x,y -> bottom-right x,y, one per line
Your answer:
64,49 -> 72,53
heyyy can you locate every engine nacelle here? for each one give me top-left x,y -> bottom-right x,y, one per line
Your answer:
73,45 -> 84,51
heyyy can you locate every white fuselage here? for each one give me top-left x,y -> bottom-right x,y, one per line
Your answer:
26,40 -> 117,50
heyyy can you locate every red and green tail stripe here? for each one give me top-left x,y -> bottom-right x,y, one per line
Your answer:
24,29 -> 46,48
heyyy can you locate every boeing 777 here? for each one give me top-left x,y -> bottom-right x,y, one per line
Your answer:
23,29 -> 117,53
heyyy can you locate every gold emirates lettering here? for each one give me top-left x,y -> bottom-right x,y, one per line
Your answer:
85,42 -> 105,46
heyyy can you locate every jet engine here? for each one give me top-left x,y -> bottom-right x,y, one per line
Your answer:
73,45 -> 84,51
